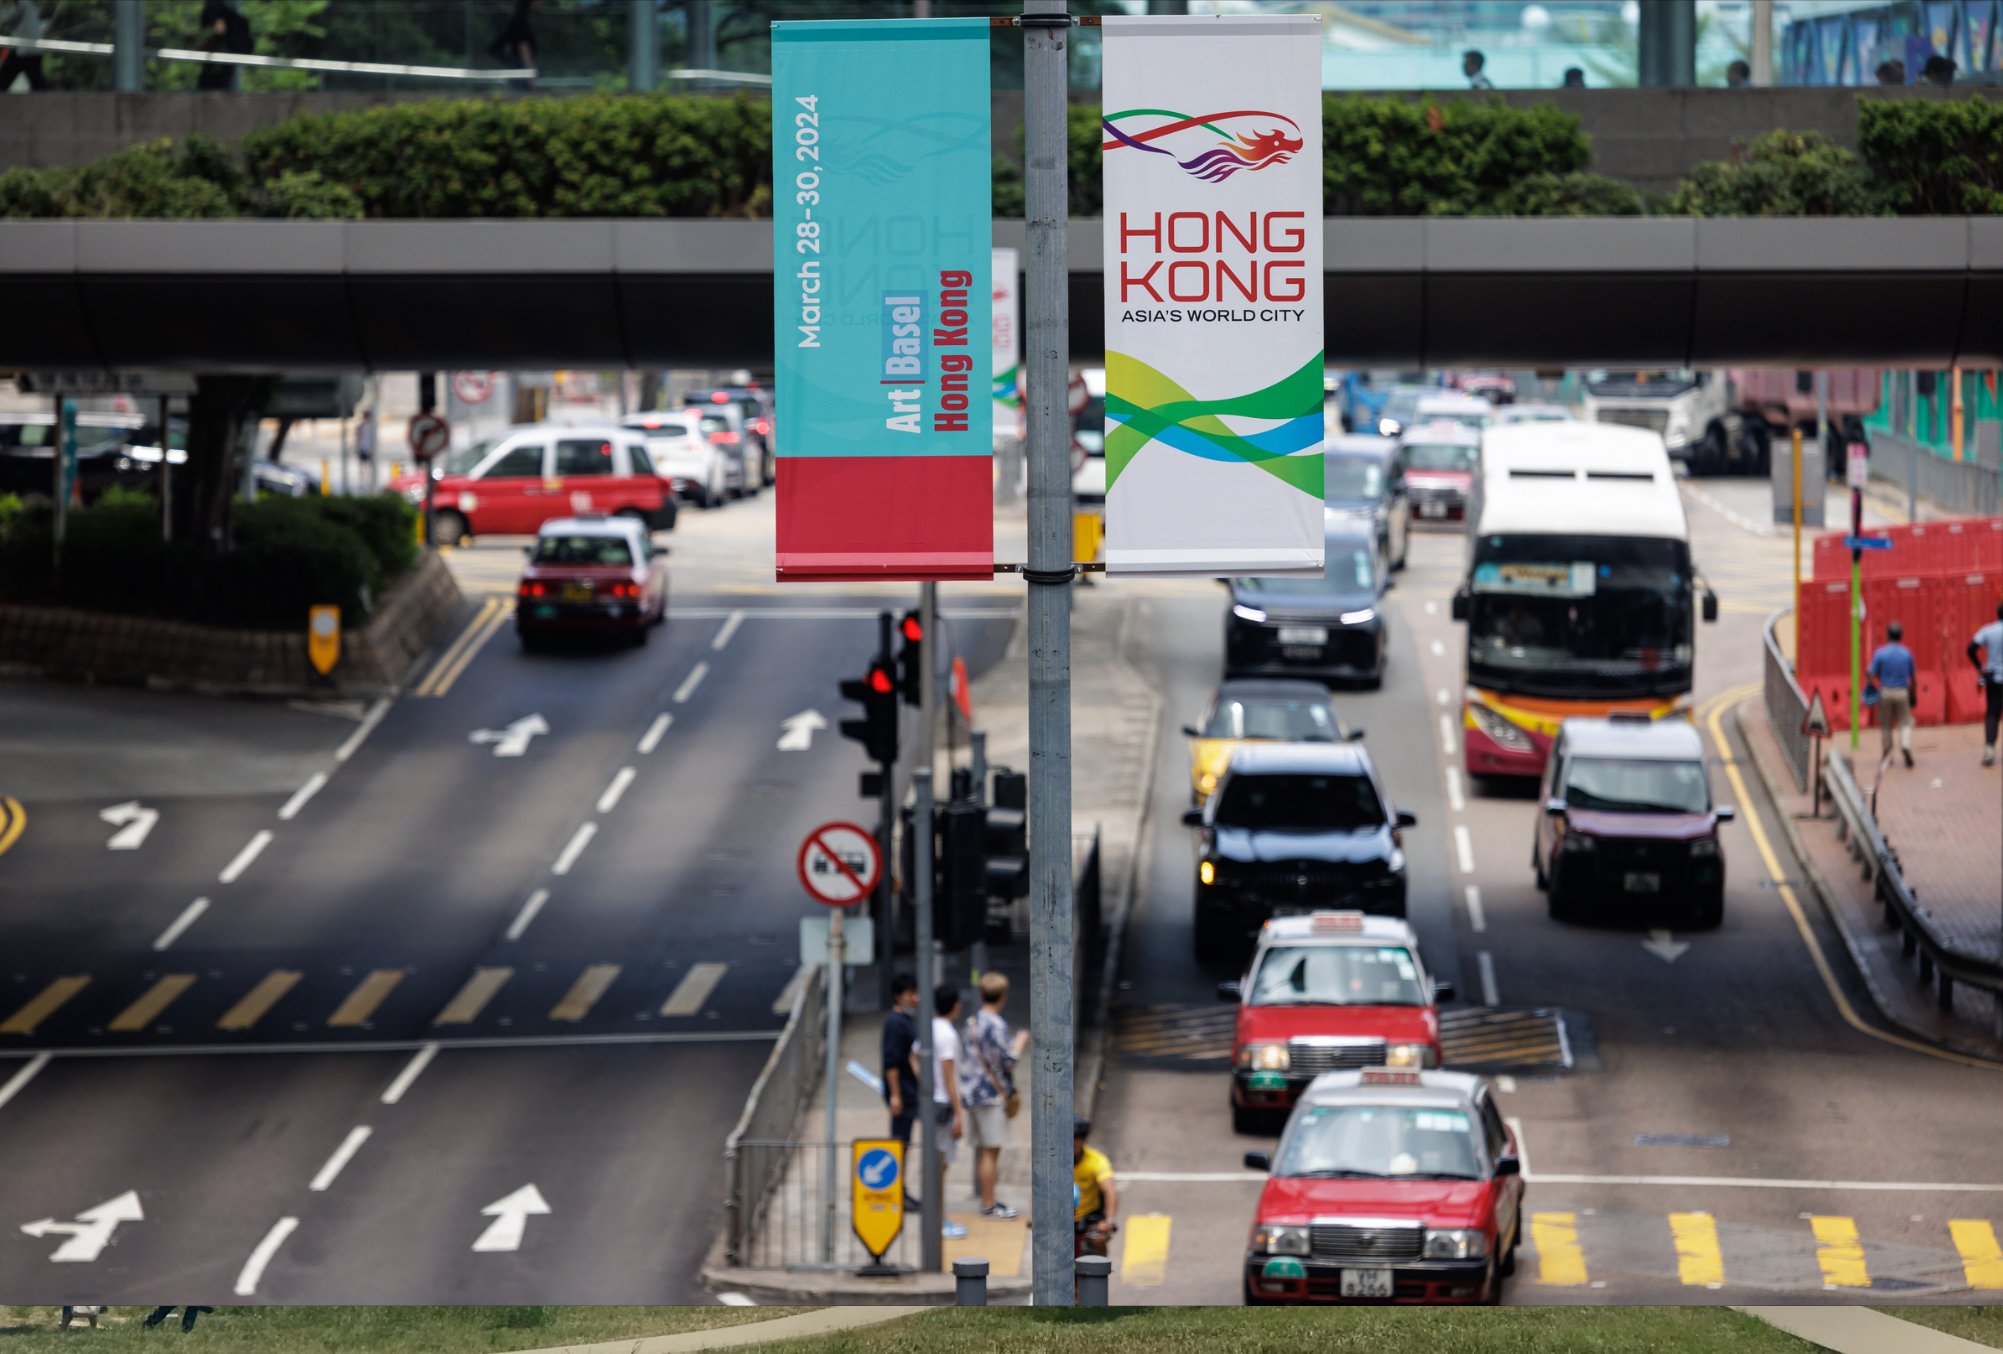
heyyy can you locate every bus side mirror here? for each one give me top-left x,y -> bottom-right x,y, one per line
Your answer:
1451,591 -> 1469,622
1702,590 -> 1718,623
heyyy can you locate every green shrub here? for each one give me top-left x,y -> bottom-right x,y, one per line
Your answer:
1669,129 -> 1889,217
1323,96 -> 1590,216
314,493 -> 418,579
57,498 -> 192,617
1485,171 -> 1657,217
202,497 -> 381,630
1859,97 -> 2003,214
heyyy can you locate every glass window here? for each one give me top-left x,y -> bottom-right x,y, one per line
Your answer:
478,442 -> 545,480
1402,441 -> 1476,472
1240,547 -> 1376,597
1215,772 -> 1385,832
1275,1105 -> 1483,1181
1202,698 -> 1338,743
554,439 -> 615,477
534,534 -> 633,567
628,443 -> 655,476
1248,945 -> 1426,1008
1562,757 -> 1710,815
1324,455 -> 1385,501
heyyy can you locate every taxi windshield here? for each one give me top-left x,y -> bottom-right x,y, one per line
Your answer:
1324,455 -> 1384,501
1275,1104 -> 1483,1180
1214,772 -> 1385,832
1202,699 -> 1337,742
443,439 -> 499,475
1404,442 -> 1476,472
1564,756 -> 1709,815
534,535 -> 633,567
1248,944 -> 1427,1007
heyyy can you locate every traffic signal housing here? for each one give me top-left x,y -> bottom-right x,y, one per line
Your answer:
839,661 -> 900,766
985,769 -> 1029,902
895,609 -> 924,707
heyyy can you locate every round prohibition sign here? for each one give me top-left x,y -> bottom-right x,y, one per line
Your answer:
797,821 -> 881,907
407,412 -> 450,462
453,370 -> 496,405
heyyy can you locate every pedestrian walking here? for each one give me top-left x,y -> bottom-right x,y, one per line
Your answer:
1967,601 -> 2003,766
1725,58 -> 1751,87
490,0 -> 542,88
0,0 -> 49,92
960,972 -> 1030,1220
196,0 -> 252,91
1875,57 -> 1907,85
1922,53 -> 1956,86
879,972 -> 921,1207
143,1306 -> 213,1332
1462,49 -> 1494,90
931,982 -> 968,1241
1560,66 -> 1586,89
1867,620 -> 1918,768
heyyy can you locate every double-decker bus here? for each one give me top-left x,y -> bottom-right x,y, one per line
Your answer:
1451,422 -> 1718,779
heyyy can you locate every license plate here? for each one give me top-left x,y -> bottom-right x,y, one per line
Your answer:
1624,871 -> 1661,893
533,604 -> 558,619
1420,501 -> 1446,518
1340,1268 -> 1393,1298
562,583 -> 593,603
1278,626 -> 1327,646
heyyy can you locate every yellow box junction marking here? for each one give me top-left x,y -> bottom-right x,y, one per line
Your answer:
218,971 -> 303,1032
1951,1219 -> 2003,1290
328,970 -> 405,1028
1531,1212 -> 1589,1286
1669,1211 -> 1724,1287
1810,1215 -> 1869,1288
433,967 -> 512,1025
1,977 -> 88,1036
109,974 -> 197,1032
1120,1214 -> 1172,1287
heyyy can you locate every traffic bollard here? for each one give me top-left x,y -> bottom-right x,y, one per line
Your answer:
1075,1255 -> 1111,1307
953,1257 -> 990,1306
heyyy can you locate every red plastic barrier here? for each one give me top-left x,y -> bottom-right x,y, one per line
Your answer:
1978,518 -> 2003,572
1863,575 -> 1946,724
1945,570 -> 2003,723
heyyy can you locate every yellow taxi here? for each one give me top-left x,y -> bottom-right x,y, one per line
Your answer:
1185,679 -> 1354,805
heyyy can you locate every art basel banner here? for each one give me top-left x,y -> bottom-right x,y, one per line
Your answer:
771,18 -> 993,581
1100,14 -> 1325,576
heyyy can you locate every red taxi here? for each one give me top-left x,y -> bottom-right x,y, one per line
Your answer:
1394,422 -> 1480,524
1219,912 -> 1451,1135
516,515 -> 667,648
1242,1069 -> 1523,1305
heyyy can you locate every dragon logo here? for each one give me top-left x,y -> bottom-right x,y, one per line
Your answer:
1102,108 -> 1304,184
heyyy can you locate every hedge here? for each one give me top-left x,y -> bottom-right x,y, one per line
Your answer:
0,491 -> 419,631
2,92 -> 1998,220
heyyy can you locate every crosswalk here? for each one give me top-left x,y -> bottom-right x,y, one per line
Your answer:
0,959 -> 805,1043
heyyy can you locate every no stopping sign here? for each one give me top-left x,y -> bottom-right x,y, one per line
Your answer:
798,822 -> 882,907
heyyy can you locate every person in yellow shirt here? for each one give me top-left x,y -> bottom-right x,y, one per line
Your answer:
1073,1115 -> 1119,1257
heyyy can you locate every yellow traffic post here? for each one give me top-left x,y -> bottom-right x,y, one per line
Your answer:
1073,508 -> 1103,568
319,458 -> 330,496
1952,364 -> 1965,461
307,605 -> 341,680
851,1139 -> 906,1275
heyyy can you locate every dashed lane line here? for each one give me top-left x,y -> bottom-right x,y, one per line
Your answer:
234,1217 -> 299,1296
1477,952 -> 1500,1007
380,1042 -> 438,1104
712,610 -> 745,651
1445,766 -> 1465,813
1465,885 -> 1486,933
151,898 -> 208,952
1453,824 -> 1475,875
505,888 -> 550,943
333,698 -> 390,763
308,1126 -> 372,1192
0,1052 -> 50,1111
551,823 -> 597,876
277,772 -> 328,822
638,713 -> 673,755
1438,713 -> 1457,756
596,767 -> 637,815
218,830 -> 273,885
674,661 -> 710,704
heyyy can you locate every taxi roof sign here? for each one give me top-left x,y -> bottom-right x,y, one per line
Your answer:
1311,911 -> 1366,931
1360,1070 -> 1423,1086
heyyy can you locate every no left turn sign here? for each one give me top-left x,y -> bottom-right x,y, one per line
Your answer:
797,821 -> 881,907
408,412 -> 450,462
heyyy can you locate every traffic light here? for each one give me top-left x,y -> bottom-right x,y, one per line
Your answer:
985,769 -> 1029,901
936,801 -> 988,950
895,609 -> 924,707
839,660 -> 900,766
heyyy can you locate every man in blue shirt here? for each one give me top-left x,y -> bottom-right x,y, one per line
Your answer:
1968,601 -> 2003,767
1867,621 -> 1917,768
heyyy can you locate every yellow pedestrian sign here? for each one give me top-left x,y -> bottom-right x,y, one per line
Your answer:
307,605 -> 341,677
851,1139 -> 905,1268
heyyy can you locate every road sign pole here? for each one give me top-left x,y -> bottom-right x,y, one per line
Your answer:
823,905 -> 843,1264
920,582 -> 939,785
913,767 -> 940,1273
1791,424 -> 1803,639
158,394 -> 173,543
1849,482 -> 1863,753
1023,0 -> 1076,1308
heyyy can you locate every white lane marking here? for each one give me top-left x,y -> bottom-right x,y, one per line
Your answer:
716,1292 -> 756,1307
1430,639 -> 1445,657
596,767 -> 637,815
1453,824 -> 1475,875
233,1217 -> 299,1296
711,610 -> 745,651
777,710 -> 828,752
334,698 -> 390,762
1681,482 -> 1774,538
1525,1174 -> 2003,1192
1438,713 -> 1457,756
1506,1116 -> 1532,1179
551,823 -> 597,876
218,831 -> 273,884
99,800 -> 159,850
277,772 -> 328,822
11,1030 -> 778,1062
473,1184 -> 551,1253
1477,951 -> 1500,1007
469,713 -> 548,758
0,1053 -> 51,1112
637,713 -> 673,755
1495,1075 -> 1517,1094
1436,688 -> 1450,707
771,966 -> 809,1015
1424,599 -> 1439,615
152,898 -> 209,952
505,889 -> 550,943
308,1126 -> 372,1192
1464,885 -> 1486,934
380,1042 -> 438,1105
673,661 -> 710,704
1121,1172 -> 1265,1183
1445,766 -> 1465,814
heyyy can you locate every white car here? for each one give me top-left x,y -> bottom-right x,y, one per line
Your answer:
1415,391 -> 1493,434
622,411 -> 733,508
681,403 -> 759,499
1492,402 -> 1575,425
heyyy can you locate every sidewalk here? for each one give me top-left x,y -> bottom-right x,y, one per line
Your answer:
1736,697 -> 2003,1060
1739,1307 -> 2002,1354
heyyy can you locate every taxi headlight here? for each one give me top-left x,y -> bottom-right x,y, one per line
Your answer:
1251,1224 -> 1310,1256
1199,860 -> 1216,886
1239,1042 -> 1289,1072
1561,830 -> 1596,853
1467,703 -> 1532,753
1198,772 -> 1219,793
401,483 -> 427,504
1232,603 -> 1268,623
1423,1229 -> 1490,1261
1689,836 -> 1720,858
1340,608 -> 1377,626
1384,1043 -> 1436,1069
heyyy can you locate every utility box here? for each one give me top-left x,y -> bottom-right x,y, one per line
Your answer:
1772,435 -> 1827,527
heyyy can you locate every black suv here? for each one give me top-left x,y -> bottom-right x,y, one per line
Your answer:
1182,742 -> 1415,956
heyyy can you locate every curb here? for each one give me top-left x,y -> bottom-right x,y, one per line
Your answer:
499,1307 -> 927,1354
697,1264 -> 1029,1306
1736,1306 -> 2000,1354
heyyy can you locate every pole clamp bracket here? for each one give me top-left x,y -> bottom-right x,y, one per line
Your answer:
1017,13 -> 1078,29
1023,564 -> 1079,585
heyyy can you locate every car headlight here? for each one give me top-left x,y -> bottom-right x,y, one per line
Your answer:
1689,836 -> 1720,858
401,483 -> 427,504
1197,772 -> 1218,793
1384,1043 -> 1437,1069
1251,1224 -> 1310,1256
1424,1229 -> 1490,1260
1199,860 -> 1216,886
1340,608 -> 1376,626
1561,830 -> 1596,853
1388,848 -> 1406,873
1467,703 -> 1532,753
1239,1042 -> 1289,1071
1232,603 -> 1267,623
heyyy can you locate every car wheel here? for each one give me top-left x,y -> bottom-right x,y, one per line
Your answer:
631,624 -> 650,648
1500,1220 -> 1520,1277
1532,845 -> 1548,891
1482,1259 -> 1503,1305
1546,878 -> 1571,922
518,630 -> 541,653
430,509 -> 469,548
1693,893 -> 1724,929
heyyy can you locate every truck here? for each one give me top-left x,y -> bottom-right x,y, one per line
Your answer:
1580,368 -> 1882,477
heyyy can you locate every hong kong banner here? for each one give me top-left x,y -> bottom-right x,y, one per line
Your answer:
1101,15 -> 1324,576
771,18 -> 993,581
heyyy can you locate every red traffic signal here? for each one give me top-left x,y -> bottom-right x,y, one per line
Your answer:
867,663 -> 895,695
900,614 -> 923,643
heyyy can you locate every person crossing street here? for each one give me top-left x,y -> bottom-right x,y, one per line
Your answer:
1969,601 -> 2003,766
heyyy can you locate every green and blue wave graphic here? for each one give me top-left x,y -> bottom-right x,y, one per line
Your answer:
1104,351 -> 1324,498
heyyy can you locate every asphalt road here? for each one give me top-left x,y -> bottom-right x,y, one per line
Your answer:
0,495 -> 1018,1304
1095,474 -> 2003,1307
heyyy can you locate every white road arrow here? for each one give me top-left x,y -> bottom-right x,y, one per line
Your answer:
98,801 -> 159,851
472,1184 -> 549,1253
777,709 -> 828,752
1641,929 -> 1691,964
20,1191 -> 144,1262
469,714 -> 549,758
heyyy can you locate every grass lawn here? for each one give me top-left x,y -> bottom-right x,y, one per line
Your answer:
0,1305 -> 802,1352
1875,1307 -> 2003,1348
756,1306 -> 1822,1354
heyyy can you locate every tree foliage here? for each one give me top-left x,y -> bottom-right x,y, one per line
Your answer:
1858,98 -> 2003,215
1668,129 -> 1889,217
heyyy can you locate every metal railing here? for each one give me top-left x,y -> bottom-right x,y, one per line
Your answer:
1762,606 -> 1812,793
720,964 -> 825,1267
1868,429 -> 2003,520
1826,749 -> 2003,1038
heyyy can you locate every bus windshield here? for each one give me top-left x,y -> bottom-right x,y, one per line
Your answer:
1467,534 -> 1693,699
